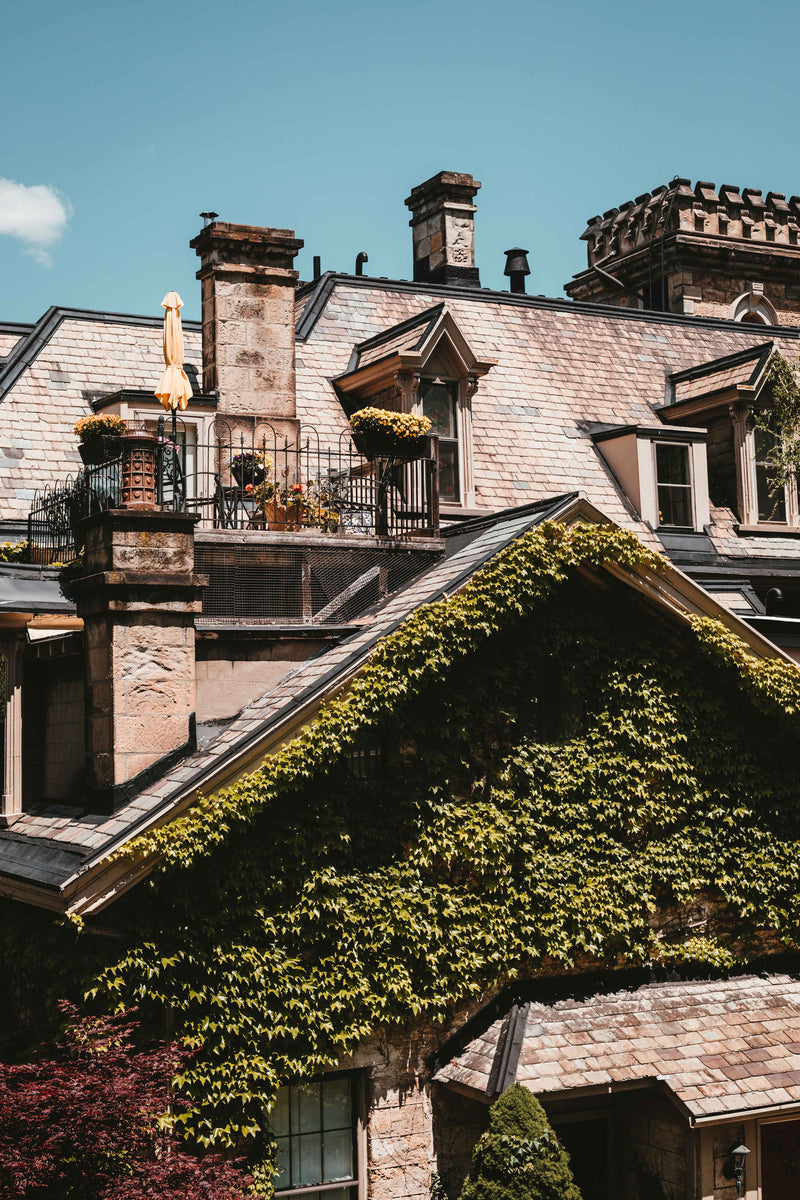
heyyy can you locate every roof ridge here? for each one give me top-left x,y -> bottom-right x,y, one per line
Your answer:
295,274 -> 800,344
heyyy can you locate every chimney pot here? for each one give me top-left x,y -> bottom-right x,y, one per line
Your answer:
504,247 -> 531,294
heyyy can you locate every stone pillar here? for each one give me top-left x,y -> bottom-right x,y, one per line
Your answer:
190,221 -> 304,426
73,510 -> 205,813
404,171 -> 481,287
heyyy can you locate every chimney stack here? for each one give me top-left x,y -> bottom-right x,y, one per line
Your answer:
190,222 -> 304,420
404,171 -> 481,287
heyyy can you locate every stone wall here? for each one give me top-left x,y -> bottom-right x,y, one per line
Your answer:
431,1085 -> 488,1198
21,649 -> 85,806
195,636 -> 328,721
618,1091 -> 692,1200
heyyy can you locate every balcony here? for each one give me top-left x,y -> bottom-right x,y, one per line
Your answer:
28,416 -> 441,564
27,418 -> 444,628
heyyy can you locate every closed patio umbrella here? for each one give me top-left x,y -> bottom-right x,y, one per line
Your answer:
154,291 -> 192,412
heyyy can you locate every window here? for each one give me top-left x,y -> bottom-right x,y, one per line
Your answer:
271,1076 -> 359,1198
655,442 -> 694,529
593,425 -> 710,533
754,427 -> 787,522
421,380 -> 460,504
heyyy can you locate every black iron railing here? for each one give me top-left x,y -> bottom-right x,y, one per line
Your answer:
27,419 -> 440,565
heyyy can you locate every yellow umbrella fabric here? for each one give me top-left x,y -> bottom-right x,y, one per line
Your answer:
154,291 -> 193,411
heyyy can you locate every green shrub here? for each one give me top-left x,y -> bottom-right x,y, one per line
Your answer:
460,1084 -> 582,1200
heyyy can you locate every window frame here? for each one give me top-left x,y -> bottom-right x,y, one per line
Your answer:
419,377 -> 462,506
593,425 -> 710,533
653,440 -> 696,531
270,1072 -> 364,1200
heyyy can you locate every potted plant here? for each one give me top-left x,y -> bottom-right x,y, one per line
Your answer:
229,450 -> 271,488
73,414 -> 128,465
246,479 -> 303,531
349,407 -> 431,460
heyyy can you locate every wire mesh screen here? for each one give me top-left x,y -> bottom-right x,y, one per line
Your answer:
196,540 -> 436,626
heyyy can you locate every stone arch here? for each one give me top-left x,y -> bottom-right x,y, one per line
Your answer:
729,290 -> 778,325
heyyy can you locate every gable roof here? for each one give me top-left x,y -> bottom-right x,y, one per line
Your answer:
0,495 -> 573,913
435,974 -> 800,1123
0,307 -> 203,523
345,303 -> 445,372
0,496 -> 791,917
668,341 -> 774,404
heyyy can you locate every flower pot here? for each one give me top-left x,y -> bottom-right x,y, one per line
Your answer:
262,500 -> 301,531
352,430 -> 428,461
231,462 -> 267,487
79,435 -> 122,466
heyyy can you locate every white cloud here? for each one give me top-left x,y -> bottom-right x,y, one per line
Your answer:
0,178 -> 72,268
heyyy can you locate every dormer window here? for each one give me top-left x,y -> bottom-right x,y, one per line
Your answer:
593,425 -> 710,533
420,379 -> 459,503
333,304 -> 496,510
664,343 -> 800,535
655,442 -> 694,529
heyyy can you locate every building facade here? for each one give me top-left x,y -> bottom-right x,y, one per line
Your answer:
2,171 -> 800,1200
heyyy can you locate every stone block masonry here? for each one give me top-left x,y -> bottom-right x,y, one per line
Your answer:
191,221 -> 303,421
73,509 -> 205,812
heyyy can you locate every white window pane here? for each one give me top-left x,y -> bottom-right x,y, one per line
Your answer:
322,1078 -> 351,1129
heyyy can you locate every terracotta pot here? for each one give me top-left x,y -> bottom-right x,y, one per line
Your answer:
262,500 -> 301,531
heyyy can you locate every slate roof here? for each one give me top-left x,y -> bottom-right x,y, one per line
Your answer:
0,307 -> 201,522
0,496 -> 576,901
435,974 -> 800,1121
343,303 -> 445,372
5,276 -> 800,559
293,274 -> 800,561
669,341 -> 773,402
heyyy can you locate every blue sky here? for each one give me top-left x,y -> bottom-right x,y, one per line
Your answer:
2,0 -> 798,324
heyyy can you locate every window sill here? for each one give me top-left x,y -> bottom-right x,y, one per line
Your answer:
736,523 -> 800,537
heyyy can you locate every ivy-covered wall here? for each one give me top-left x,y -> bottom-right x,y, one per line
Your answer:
3,523 -> 800,1196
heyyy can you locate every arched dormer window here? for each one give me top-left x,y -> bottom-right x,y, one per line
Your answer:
729,291 -> 778,325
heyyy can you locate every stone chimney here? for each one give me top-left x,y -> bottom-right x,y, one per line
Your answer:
190,222 -> 304,420
404,171 -> 481,287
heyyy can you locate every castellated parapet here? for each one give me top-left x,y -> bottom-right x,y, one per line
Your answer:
565,178 -> 800,326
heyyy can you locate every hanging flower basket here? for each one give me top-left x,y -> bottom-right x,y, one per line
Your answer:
349,407 -> 431,460
74,413 -> 128,465
78,435 -> 123,466
229,451 -> 272,488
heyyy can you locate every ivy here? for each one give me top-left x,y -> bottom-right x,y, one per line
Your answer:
4,521 -> 800,1176
754,350 -> 800,498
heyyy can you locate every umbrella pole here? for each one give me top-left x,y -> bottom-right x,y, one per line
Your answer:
171,406 -> 178,511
